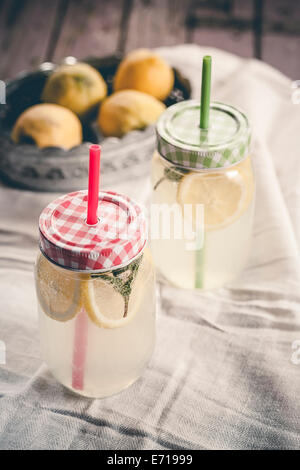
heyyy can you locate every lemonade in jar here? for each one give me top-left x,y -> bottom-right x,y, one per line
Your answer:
151,98 -> 254,290
35,146 -> 156,398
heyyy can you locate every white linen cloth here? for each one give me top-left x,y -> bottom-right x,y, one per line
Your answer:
0,45 -> 300,450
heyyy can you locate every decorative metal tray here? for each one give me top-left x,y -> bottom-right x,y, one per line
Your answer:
0,55 -> 191,192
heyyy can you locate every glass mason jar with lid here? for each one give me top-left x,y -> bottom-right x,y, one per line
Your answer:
151,100 -> 255,290
35,190 -> 156,398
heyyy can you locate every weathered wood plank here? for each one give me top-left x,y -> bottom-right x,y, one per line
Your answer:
52,0 -> 124,62
189,0 -> 254,58
263,0 -> 300,34
1,0 -> 299,82
191,28 -> 254,58
262,0 -> 300,79
262,34 -> 300,79
232,0 -> 253,19
124,0 -> 190,52
0,0 -> 59,80
45,0 -> 69,62
187,0 -> 253,30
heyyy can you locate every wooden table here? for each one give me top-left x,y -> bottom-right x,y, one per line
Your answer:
0,0 -> 299,81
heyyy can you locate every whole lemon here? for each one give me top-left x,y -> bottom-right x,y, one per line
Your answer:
42,62 -> 107,118
11,103 -> 82,149
114,49 -> 174,101
98,90 -> 166,138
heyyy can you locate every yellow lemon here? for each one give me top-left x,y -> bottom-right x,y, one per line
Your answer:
98,90 -> 165,137
11,103 -> 82,149
114,48 -> 174,101
42,62 -> 107,117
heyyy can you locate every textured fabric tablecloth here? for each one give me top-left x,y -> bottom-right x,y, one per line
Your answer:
0,45 -> 300,450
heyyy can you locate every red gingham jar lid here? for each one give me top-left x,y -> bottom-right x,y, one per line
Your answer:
39,190 -> 147,272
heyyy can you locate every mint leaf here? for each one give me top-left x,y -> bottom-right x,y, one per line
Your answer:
153,167 -> 190,190
91,255 -> 143,318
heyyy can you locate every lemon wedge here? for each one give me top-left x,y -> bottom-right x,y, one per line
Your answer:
36,254 -> 81,321
177,156 -> 254,231
81,252 -> 150,329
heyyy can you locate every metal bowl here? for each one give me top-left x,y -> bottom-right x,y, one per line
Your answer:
0,55 -> 191,192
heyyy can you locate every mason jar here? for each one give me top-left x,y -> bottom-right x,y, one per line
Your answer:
35,190 -> 156,398
151,100 -> 255,290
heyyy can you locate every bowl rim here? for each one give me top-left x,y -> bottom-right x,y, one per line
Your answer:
1,54 -> 191,159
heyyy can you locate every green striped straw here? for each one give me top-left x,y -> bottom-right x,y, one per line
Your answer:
196,56 -> 212,289
200,55 -> 212,129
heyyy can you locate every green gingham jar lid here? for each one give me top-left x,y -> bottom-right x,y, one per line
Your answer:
156,100 -> 251,170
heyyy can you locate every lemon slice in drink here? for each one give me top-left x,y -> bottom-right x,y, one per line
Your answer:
177,157 -> 254,231
36,254 -> 81,321
82,252 -> 150,329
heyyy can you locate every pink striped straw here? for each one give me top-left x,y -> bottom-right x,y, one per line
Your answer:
72,144 -> 101,391
72,308 -> 88,390
87,145 -> 101,225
